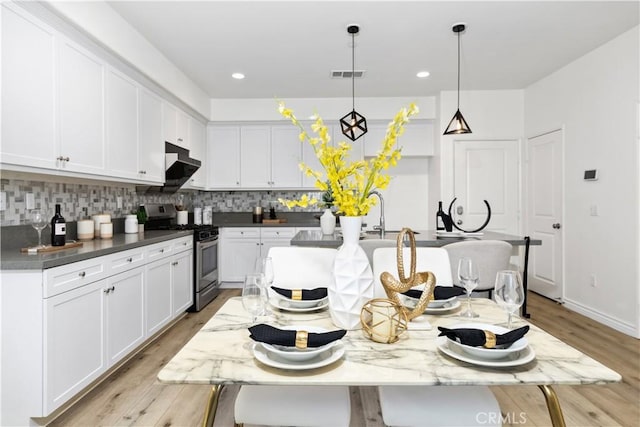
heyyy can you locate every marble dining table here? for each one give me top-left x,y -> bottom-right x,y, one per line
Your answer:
158,297 -> 621,427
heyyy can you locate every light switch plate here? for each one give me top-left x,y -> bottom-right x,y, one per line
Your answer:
0,192 -> 6,211
26,193 -> 35,210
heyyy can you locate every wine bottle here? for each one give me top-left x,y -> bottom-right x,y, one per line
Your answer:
51,204 -> 66,246
436,201 -> 446,231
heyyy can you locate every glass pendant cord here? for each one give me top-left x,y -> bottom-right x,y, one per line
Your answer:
456,29 -> 461,110
351,30 -> 355,113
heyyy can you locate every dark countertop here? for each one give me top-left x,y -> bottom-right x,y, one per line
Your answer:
291,230 -> 542,247
0,230 -> 192,270
213,212 -> 322,228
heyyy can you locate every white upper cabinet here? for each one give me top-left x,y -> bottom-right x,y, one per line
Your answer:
271,126 -> 303,187
58,36 -> 106,175
208,125 -> 241,189
184,118 -> 206,188
240,126 -> 272,188
106,68 -> 139,180
363,120 -> 434,157
162,102 -> 190,150
1,3 -> 57,169
138,88 -> 164,183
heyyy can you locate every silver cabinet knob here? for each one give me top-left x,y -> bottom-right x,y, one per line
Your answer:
457,220 -> 463,225
552,223 -> 561,229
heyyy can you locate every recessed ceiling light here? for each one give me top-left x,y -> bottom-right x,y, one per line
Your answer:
231,72 -> 245,80
416,71 -> 430,78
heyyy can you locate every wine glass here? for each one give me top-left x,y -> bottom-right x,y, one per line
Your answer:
494,270 -> 525,329
254,257 -> 274,313
458,257 -> 479,318
242,273 -> 265,323
30,209 -> 49,248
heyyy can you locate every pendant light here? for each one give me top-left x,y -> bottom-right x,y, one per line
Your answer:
443,23 -> 472,135
340,25 -> 367,141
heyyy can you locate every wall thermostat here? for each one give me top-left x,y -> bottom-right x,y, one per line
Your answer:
584,169 -> 598,181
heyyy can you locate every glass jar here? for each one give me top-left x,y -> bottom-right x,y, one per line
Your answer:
125,215 -> 138,234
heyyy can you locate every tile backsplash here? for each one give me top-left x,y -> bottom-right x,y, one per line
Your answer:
0,173 -> 322,226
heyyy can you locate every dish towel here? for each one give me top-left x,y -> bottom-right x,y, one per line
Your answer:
437,325 -> 530,349
249,324 -> 346,348
403,285 -> 466,300
270,286 -> 328,300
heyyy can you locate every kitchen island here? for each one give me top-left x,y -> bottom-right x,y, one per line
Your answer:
291,229 -> 540,247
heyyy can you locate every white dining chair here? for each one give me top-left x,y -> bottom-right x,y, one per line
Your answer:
444,240 -> 513,298
371,247 -> 502,427
359,238 -> 398,267
233,246 -> 351,427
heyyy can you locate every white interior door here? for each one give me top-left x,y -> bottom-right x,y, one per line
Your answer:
453,140 -> 520,234
527,129 -> 563,301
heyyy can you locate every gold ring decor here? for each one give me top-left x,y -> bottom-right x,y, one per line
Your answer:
291,289 -> 302,300
483,330 -> 497,348
295,330 -> 308,349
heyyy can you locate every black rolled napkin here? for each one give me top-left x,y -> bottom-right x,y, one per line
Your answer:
271,286 -> 328,301
437,325 -> 529,348
249,324 -> 346,348
403,285 -> 466,300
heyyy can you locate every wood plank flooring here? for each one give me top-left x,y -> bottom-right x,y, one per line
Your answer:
49,290 -> 639,427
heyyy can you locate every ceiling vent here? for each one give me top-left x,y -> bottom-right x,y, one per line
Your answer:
331,70 -> 366,79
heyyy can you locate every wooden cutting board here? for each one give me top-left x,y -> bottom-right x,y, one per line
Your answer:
261,218 -> 288,224
21,241 -> 83,253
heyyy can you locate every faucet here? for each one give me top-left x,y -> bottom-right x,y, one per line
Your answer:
368,191 -> 385,238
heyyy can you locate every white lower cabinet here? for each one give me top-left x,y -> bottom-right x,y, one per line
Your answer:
219,227 -> 295,282
0,235 -> 193,425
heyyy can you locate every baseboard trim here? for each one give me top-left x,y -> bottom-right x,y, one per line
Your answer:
563,297 -> 639,338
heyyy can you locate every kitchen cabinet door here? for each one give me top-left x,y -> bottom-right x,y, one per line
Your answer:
1,3 -> 57,170
58,36 -> 106,174
208,125 -> 241,189
145,257 -> 173,336
176,109 -> 190,150
106,68 -> 139,180
219,228 -> 261,282
271,126 -> 302,187
138,88 -> 164,183
240,126 -> 271,188
44,279 -> 107,414
162,102 -> 178,146
105,267 -> 145,366
184,118 -> 206,189
171,250 -> 193,315
260,228 -> 295,258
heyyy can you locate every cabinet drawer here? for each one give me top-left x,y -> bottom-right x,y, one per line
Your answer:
172,236 -> 193,253
146,241 -> 174,261
220,228 -> 260,239
261,228 -> 296,239
108,248 -> 145,275
44,258 -> 107,298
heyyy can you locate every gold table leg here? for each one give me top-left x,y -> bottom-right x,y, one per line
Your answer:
202,384 -> 224,427
538,385 -> 567,427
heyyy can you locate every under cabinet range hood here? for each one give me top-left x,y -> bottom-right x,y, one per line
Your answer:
136,142 -> 201,194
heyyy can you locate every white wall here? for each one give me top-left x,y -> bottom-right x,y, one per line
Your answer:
45,1 -> 211,117
210,97 -> 436,122
437,90 -> 525,226
525,26 -> 640,337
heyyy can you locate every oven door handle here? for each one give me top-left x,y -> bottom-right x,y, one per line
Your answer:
197,237 -> 218,250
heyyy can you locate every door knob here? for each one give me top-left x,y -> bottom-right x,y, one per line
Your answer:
552,223 -> 561,229
457,220 -> 463,225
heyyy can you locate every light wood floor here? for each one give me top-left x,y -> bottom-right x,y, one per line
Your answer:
49,290 -> 639,427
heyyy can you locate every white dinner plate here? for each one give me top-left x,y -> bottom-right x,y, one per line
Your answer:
260,325 -> 337,362
437,336 -> 535,367
424,299 -> 461,314
272,294 -> 328,309
404,295 -> 457,308
269,298 -> 329,312
445,322 -> 529,360
253,342 -> 345,370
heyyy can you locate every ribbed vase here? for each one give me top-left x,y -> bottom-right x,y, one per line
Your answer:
329,215 -> 374,330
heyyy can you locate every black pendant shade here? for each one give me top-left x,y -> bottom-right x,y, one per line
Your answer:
443,23 -> 472,135
341,25 -> 367,141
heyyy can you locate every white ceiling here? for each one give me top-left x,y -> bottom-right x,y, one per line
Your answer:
107,1 -> 639,99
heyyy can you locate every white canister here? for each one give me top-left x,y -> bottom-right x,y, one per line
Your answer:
176,210 -> 188,225
194,207 -> 202,225
77,220 -> 94,240
92,214 -> 111,233
203,206 -> 213,225
100,222 -> 113,239
124,215 -> 138,234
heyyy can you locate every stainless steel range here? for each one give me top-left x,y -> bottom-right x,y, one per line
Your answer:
144,203 -> 219,311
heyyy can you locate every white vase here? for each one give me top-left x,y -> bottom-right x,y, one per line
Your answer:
329,215 -> 374,330
320,208 -> 336,235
